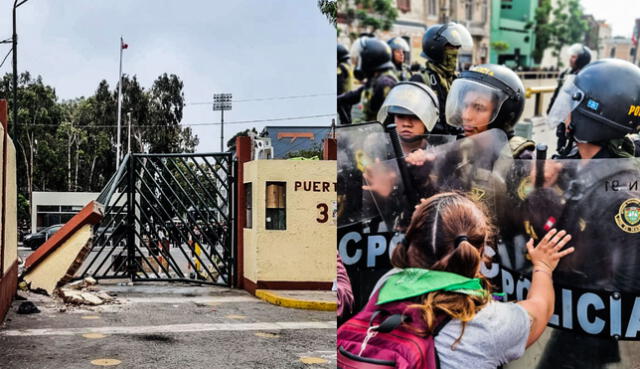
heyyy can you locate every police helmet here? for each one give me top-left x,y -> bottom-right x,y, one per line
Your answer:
387,37 -> 410,52
338,44 -> 350,63
377,82 -> 440,132
548,59 -> 640,143
445,64 -> 525,132
568,43 -> 592,72
421,22 -> 473,64
353,38 -> 395,78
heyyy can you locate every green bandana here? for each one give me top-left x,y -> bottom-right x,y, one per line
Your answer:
442,48 -> 459,74
376,268 -> 486,305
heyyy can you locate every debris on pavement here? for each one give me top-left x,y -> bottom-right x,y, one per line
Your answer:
16,301 -> 40,314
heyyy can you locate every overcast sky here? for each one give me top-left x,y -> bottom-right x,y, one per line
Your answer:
580,0 -> 637,38
0,1 -> 336,153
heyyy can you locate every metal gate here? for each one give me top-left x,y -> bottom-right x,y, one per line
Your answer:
76,153 -> 235,286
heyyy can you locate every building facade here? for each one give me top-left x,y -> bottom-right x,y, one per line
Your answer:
489,0 -> 537,68
337,0 -> 491,67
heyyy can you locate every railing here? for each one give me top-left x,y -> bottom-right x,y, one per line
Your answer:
525,86 -> 556,116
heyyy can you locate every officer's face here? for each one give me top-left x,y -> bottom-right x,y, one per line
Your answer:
461,91 -> 494,136
394,114 -> 426,139
569,54 -> 578,69
393,49 -> 405,64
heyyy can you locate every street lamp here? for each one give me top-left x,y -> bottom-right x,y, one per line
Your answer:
11,0 -> 33,139
213,93 -> 232,152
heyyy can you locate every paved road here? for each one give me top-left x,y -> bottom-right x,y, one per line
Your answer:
0,284 -> 336,369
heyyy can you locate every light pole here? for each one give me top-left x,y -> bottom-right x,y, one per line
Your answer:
116,36 -> 128,169
213,93 -> 232,152
11,0 -> 32,139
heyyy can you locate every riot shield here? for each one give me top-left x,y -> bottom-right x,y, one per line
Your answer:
490,156 -> 640,368
337,121 -> 455,314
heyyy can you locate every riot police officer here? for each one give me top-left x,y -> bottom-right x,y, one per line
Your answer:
410,22 -> 472,135
526,59 -> 640,368
387,37 -> 411,81
377,81 -> 440,154
548,43 -> 592,157
338,37 -> 398,123
337,43 -> 355,124
337,44 -> 354,96
444,64 -> 534,158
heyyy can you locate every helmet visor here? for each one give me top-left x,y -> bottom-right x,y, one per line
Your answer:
546,76 -> 584,129
440,23 -> 473,51
377,83 -> 439,132
389,37 -> 410,52
445,79 -> 508,129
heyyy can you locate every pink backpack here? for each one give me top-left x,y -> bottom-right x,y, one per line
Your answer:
337,290 -> 450,369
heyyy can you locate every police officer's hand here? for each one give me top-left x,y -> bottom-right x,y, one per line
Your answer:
405,149 -> 435,166
530,160 -> 563,188
362,159 -> 397,198
526,229 -> 574,272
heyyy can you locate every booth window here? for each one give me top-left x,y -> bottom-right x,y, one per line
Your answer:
265,182 -> 286,230
245,183 -> 252,229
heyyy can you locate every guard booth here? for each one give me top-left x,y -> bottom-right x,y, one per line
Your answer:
337,121 -> 640,366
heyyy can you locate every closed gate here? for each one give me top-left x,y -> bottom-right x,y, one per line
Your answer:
76,153 -> 235,286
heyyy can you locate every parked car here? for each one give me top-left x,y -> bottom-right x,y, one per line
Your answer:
23,224 -> 64,250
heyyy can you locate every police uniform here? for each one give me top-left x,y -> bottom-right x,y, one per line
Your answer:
361,70 -> 398,122
410,64 -> 459,135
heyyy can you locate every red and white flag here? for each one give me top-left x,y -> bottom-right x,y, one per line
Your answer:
121,38 -> 128,50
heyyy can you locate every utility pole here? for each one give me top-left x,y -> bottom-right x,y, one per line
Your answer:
11,0 -> 32,139
116,36 -> 128,169
213,93 -> 232,152
127,112 -> 132,154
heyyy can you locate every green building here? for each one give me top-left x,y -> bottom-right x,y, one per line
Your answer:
490,0 -> 537,68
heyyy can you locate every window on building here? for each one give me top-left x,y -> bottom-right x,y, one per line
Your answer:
35,205 -> 82,231
397,0 -> 411,12
501,0 -> 512,10
265,182 -> 286,230
465,0 -> 473,20
429,0 -> 437,15
245,183 -> 252,229
481,0 -> 488,22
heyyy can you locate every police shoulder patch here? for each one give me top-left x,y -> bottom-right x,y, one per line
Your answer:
614,198 -> 640,233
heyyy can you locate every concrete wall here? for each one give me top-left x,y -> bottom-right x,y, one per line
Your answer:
243,160 -> 336,289
0,99 -> 18,323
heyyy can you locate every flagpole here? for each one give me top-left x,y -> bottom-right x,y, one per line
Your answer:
116,36 -> 124,169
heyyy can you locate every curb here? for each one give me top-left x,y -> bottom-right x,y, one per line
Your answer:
255,290 -> 336,312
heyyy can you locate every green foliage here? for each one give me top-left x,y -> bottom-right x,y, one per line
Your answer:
533,0 -> 588,66
340,0 -> 397,34
17,193 -> 30,226
317,0 -> 337,27
226,128 -> 258,151
284,145 -> 323,159
0,71 -> 199,227
491,41 -> 510,52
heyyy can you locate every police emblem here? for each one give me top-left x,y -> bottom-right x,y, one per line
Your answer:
517,177 -> 532,200
469,187 -> 486,201
614,198 -> 640,233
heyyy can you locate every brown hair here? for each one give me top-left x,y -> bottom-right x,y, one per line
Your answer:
391,192 -> 494,348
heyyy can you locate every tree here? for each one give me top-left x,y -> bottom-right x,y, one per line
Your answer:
339,0 -> 398,38
318,0 -> 337,27
491,41 -> 510,53
535,0 -> 588,67
226,128 -> 258,152
531,0 -> 552,64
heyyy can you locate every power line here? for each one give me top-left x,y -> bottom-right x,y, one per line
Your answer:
185,93 -> 335,105
21,113 -> 337,129
0,47 -> 12,70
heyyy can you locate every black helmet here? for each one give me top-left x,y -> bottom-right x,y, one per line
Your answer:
548,59 -> 640,143
445,64 -> 525,132
568,43 -> 592,72
420,22 -> 472,64
354,38 -> 394,78
387,37 -> 410,52
338,44 -> 350,63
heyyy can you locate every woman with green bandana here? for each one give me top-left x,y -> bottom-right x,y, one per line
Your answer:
411,22 -> 472,136
337,192 -> 574,369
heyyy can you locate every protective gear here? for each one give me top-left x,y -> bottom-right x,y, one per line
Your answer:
387,37 -> 410,53
377,82 -> 440,132
338,44 -> 350,63
360,70 -> 398,122
568,43 -> 592,72
547,59 -> 640,143
420,23 -> 473,64
353,38 -> 395,79
445,64 -> 525,132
